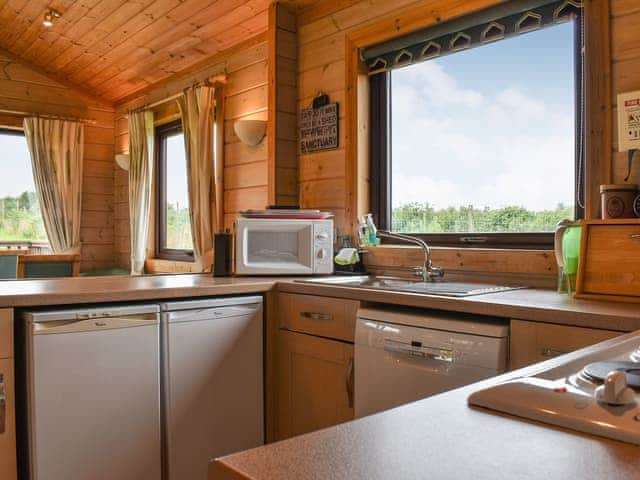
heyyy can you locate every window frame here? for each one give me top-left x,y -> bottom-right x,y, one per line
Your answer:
369,17 -> 584,250
155,120 -> 194,262
0,127 -> 24,138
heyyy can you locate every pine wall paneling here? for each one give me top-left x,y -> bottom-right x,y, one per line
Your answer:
0,0 -> 272,102
0,51 -> 116,272
611,0 -> 640,183
268,2 -> 300,207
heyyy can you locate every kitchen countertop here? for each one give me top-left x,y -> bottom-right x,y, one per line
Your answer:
0,274 -> 281,307
279,281 -> 640,332
0,275 -> 639,331
210,334 -> 640,480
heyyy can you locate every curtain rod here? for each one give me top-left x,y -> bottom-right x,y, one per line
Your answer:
127,73 -> 227,115
0,108 -> 97,125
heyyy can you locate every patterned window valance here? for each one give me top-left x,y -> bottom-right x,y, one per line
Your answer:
362,0 -> 582,74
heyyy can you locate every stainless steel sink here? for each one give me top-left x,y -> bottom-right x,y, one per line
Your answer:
296,276 -> 525,297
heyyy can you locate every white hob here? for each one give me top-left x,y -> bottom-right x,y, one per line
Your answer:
468,331 -> 640,445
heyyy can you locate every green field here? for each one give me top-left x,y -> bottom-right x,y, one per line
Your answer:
0,191 -> 46,242
392,202 -> 573,234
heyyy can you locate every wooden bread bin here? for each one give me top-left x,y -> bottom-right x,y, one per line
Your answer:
575,219 -> 640,302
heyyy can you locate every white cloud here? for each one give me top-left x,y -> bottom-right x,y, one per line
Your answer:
391,60 -> 575,211
495,87 -> 546,117
403,61 -> 485,108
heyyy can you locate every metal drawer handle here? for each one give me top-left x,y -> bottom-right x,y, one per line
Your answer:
300,312 -> 332,321
346,357 -> 354,408
630,234 -> 640,240
541,348 -> 568,358
0,372 -> 5,435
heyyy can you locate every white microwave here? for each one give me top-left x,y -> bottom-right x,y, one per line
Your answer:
235,218 -> 334,275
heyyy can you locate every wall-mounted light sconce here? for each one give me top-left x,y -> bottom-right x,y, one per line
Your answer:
43,8 -> 61,28
115,153 -> 130,171
233,119 -> 266,146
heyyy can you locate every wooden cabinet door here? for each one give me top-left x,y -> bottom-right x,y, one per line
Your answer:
509,320 -> 620,370
0,309 -> 12,359
0,358 -> 17,480
276,330 -> 354,440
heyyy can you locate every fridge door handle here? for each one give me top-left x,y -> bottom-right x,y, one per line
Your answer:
33,314 -> 158,334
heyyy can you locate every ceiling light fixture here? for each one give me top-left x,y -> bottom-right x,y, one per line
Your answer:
43,8 -> 61,28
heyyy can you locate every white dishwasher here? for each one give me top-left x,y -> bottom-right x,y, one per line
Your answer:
355,307 -> 509,418
160,296 -> 263,480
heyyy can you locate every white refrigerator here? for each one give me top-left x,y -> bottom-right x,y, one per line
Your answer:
22,304 -> 162,480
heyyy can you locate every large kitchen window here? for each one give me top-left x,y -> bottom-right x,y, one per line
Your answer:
156,121 -> 194,261
0,129 -> 46,244
369,0 -> 583,248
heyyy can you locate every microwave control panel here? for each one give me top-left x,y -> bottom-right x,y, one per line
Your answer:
313,221 -> 334,273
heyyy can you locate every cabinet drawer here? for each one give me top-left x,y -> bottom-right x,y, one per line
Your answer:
578,223 -> 640,299
509,320 -> 620,370
0,358 -> 17,480
279,293 -> 359,342
0,310 -> 12,359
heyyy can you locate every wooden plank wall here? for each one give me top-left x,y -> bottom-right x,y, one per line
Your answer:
611,0 -> 640,183
297,0 -> 432,237
268,3 -> 299,207
113,34 -> 270,269
0,51 -> 116,272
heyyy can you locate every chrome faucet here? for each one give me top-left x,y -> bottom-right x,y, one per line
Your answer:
377,230 -> 444,282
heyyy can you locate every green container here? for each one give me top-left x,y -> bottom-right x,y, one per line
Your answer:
562,225 -> 582,276
554,221 -> 582,294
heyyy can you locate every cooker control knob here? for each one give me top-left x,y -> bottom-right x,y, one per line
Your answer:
317,248 -> 327,259
316,232 -> 329,240
595,370 -> 635,406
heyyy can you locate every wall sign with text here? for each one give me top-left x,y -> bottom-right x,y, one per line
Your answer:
299,102 -> 339,154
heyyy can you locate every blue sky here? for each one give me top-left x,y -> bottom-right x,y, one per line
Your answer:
165,133 -> 190,207
391,21 -> 576,210
1,133 -> 34,197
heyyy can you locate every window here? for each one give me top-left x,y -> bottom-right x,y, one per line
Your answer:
369,2 -> 583,248
156,121 -> 194,261
0,129 -> 46,245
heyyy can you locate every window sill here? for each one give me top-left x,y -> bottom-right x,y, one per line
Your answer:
145,258 -> 199,274
362,245 -> 557,289
369,244 -> 553,253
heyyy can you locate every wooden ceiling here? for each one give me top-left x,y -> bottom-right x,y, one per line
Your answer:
0,0 -> 318,103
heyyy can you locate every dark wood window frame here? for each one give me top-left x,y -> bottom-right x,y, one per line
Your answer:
155,120 -> 194,262
0,127 -> 24,137
369,17 -> 584,250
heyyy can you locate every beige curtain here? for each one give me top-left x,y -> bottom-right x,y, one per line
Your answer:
23,117 -> 84,254
177,85 -> 218,272
128,110 -> 155,275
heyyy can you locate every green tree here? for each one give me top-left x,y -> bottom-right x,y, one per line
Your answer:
392,203 -> 573,234
0,191 -> 46,242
